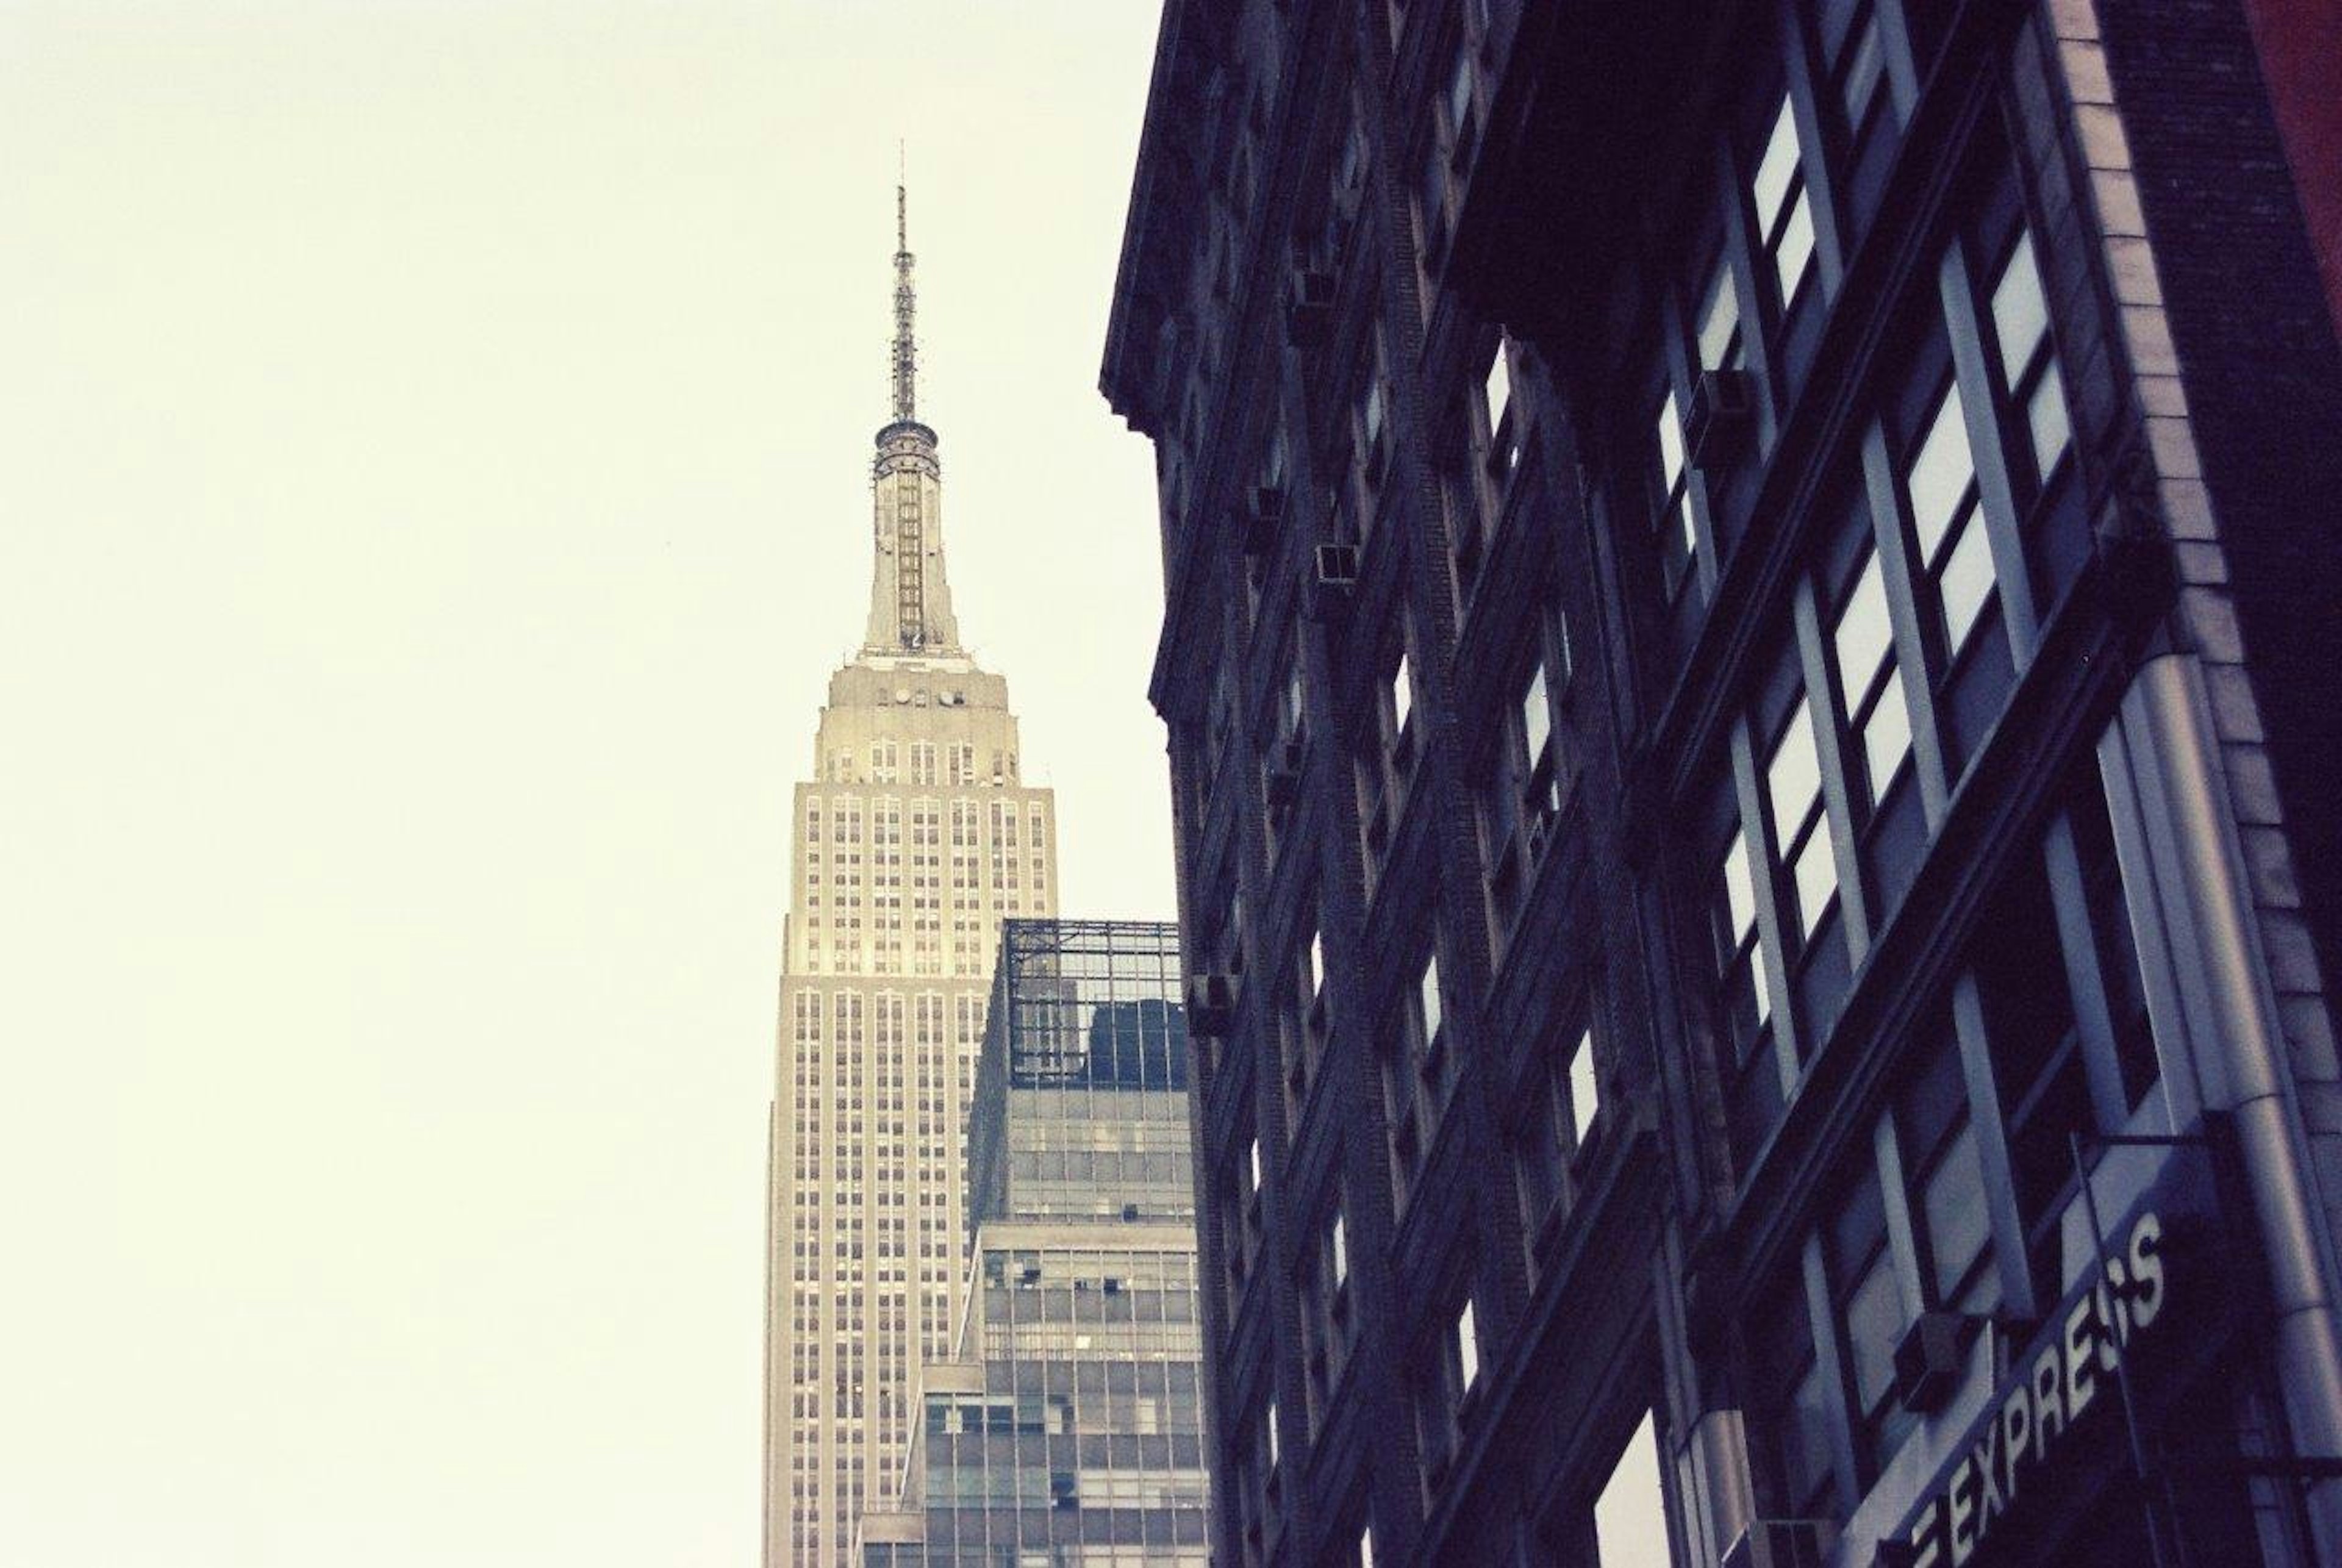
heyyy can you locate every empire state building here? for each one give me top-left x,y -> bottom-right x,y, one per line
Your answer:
765,192 -> 1059,1566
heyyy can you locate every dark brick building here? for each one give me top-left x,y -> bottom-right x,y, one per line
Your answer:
1100,2 -> 2342,1566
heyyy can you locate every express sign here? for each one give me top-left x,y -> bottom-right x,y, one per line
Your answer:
1895,1209 -> 2170,1568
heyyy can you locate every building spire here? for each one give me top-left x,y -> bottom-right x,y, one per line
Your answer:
862,156 -> 962,659
891,156 -> 917,424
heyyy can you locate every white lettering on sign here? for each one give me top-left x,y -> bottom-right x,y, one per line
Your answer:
1901,1211 -> 2166,1568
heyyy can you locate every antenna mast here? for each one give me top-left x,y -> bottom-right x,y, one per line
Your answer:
890,156 -> 917,424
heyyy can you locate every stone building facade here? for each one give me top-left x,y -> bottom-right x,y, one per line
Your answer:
768,195 -> 1060,1568
1101,2 -> 2342,1564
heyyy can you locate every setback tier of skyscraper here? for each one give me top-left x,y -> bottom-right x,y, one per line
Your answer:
768,189 -> 1060,1568
857,919 -> 1209,1567
1101,2 -> 2342,1566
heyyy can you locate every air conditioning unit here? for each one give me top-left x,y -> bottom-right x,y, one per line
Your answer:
1286,267 -> 1337,346
1244,484 -> 1287,554
1893,1310 -> 1980,1413
1266,741 -> 1304,808
1309,543 -> 1360,621
1186,972 -> 1238,1037
1686,368 -> 1757,469
1722,1520 -> 1836,1568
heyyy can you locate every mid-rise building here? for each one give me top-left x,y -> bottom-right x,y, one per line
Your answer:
768,190 -> 1060,1568
857,918 -> 1211,1567
1102,2 -> 2342,1566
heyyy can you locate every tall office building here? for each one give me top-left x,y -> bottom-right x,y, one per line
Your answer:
769,190 -> 1060,1568
858,918 -> 1211,1566
1103,2 -> 2342,1566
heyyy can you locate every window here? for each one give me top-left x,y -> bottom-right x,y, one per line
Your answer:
1303,1203 -> 1354,1425
1972,853 -> 2091,1303
1988,229 -> 2070,485
1752,96 -> 1817,309
1765,696 -> 1838,943
1486,646 -> 1567,940
1712,816 -> 1779,1169
1359,637 -> 1416,884
1711,828 -> 1770,1048
1829,545 -> 1912,809
1825,1162 -> 1913,1474
1514,1009 -> 1601,1276
1696,258 -> 1745,374
1894,1026 -> 1996,1314
1567,1024 -> 1602,1139
1905,379 -> 1999,662
1285,912 -> 1330,1109
1419,1281 -> 1482,1493
1485,338 -> 1517,474
1757,1285 -> 1839,1523
1652,389 -> 1697,602
1455,1297 -> 1480,1390
1383,942 -> 1453,1202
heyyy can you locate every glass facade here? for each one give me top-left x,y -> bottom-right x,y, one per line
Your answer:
860,920 -> 1209,1568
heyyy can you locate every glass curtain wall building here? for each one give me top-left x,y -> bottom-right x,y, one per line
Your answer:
859,920 -> 1211,1567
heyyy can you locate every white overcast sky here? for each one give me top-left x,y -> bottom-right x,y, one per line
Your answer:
0,4 -> 1173,1564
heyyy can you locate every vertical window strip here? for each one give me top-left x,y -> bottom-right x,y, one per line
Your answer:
1767,700 -> 1838,939
1753,97 -> 1817,306
1988,230 -> 2072,482
1832,547 -> 1912,806
1907,380 -> 1997,658
1655,390 -> 1697,600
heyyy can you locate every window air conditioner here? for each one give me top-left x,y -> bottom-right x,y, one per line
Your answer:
1286,268 -> 1337,347
1309,544 -> 1360,622
1685,368 -> 1758,469
1721,1520 -> 1836,1568
1892,1310 -> 1980,1413
1186,972 -> 1238,1037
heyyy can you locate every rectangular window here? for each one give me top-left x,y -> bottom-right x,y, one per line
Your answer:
1714,815 -> 1781,1170
1972,855 -> 2090,1300
1455,1298 -> 1480,1390
1697,260 -> 1744,371
1567,1025 -> 1602,1138
1906,381 -> 1998,659
1752,1273 -> 1838,1520
1654,390 -> 1697,601
1384,940 -> 1454,1203
1827,1162 -> 1914,1473
1766,697 -> 1838,940
1988,229 -> 2071,484
1894,1026 -> 1997,1314
1712,829 -> 1771,1048
1753,96 -> 1817,308
1830,546 -> 1913,806
1486,340 -> 1514,465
